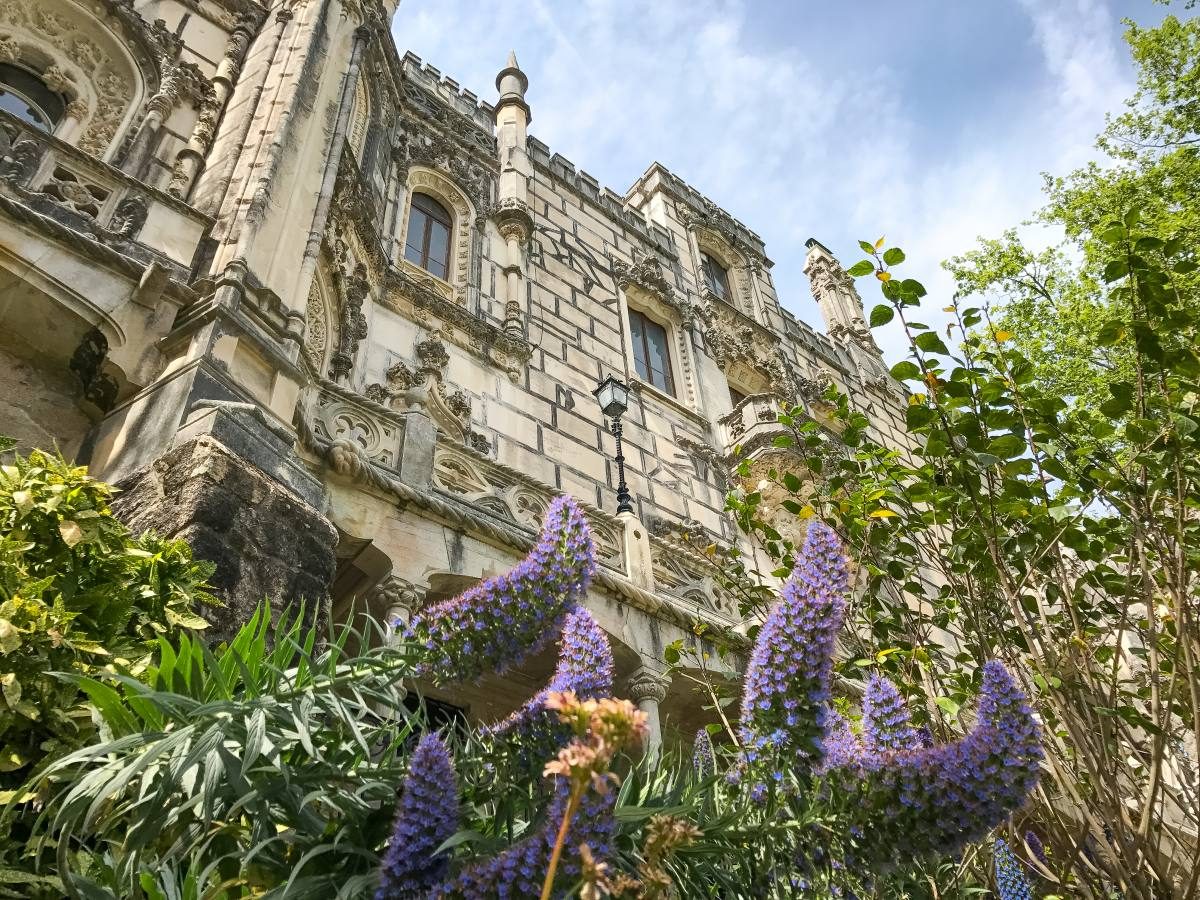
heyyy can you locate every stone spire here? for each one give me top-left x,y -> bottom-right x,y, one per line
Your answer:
491,51 -> 534,340
803,237 -> 880,356
494,50 -> 530,121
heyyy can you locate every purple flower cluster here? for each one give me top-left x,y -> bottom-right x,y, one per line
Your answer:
836,661 -> 1043,864
1025,829 -> 1048,867
486,605 -> 614,773
405,495 -> 595,683
739,520 -> 849,775
861,674 -> 921,755
693,728 -> 716,779
376,734 -> 460,899
993,838 -> 1034,900
430,778 -> 617,899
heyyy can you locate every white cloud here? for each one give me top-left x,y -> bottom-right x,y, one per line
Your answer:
393,0 -> 1135,362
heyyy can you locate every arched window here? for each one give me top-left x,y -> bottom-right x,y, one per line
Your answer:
0,63 -> 64,132
700,251 -> 731,302
404,193 -> 452,280
629,308 -> 676,396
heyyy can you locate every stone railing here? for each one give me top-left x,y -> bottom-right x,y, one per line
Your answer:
0,109 -> 210,269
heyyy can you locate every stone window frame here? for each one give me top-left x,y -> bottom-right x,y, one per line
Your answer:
0,0 -> 148,161
396,165 -> 475,305
618,283 -> 698,412
348,73 -> 370,162
690,227 -> 759,323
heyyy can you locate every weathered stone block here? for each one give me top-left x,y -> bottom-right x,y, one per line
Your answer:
113,435 -> 338,640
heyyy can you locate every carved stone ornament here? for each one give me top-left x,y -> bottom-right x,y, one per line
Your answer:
625,666 -> 670,705
363,333 -> 476,444
69,327 -> 118,412
329,265 -> 370,382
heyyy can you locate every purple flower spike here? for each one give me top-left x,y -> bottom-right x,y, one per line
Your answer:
405,495 -> 596,682
376,734 -> 460,899
693,729 -> 716,779
816,709 -> 858,773
841,661 -> 1042,865
861,674 -> 920,755
1025,829 -> 1048,867
431,777 -> 617,899
994,838 -> 1034,900
739,520 -> 849,772
485,606 -> 613,770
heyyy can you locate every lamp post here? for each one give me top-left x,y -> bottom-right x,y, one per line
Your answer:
593,374 -> 633,515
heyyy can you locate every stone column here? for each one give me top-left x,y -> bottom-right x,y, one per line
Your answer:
367,574 -> 425,644
626,665 -> 671,759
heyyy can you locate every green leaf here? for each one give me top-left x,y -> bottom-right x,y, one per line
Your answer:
869,304 -> 895,327
882,247 -> 905,265
890,361 -> 921,382
858,240 -> 877,255
846,260 -> 875,277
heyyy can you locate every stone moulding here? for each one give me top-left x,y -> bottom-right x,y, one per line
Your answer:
382,264 -> 533,379
295,407 -> 745,643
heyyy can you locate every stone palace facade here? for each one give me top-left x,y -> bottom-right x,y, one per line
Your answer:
0,0 -> 911,748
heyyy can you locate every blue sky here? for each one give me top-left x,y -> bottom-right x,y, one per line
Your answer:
394,0 -> 1155,359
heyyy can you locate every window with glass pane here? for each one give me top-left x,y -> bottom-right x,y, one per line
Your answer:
404,193 -> 452,279
0,64 -> 65,132
629,309 -> 676,396
701,252 -> 731,302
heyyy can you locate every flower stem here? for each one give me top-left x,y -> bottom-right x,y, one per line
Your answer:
540,784 -> 583,900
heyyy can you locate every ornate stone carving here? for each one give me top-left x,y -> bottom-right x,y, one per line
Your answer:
69,327 -> 118,412
40,165 -> 111,220
367,574 -> 425,625
109,194 -> 147,237
329,266 -> 370,382
311,387 -> 403,471
625,666 -> 670,705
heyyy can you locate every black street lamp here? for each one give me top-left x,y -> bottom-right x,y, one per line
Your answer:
593,374 -> 634,514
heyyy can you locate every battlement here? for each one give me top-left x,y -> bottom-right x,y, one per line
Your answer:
628,162 -> 767,258
525,136 -> 676,257
400,51 -> 496,133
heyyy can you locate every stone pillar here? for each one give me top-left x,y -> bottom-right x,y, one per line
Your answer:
492,52 -> 534,339
619,510 -> 656,592
627,665 -> 671,759
368,574 -> 425,643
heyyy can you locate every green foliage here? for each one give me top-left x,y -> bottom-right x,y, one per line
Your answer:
0,449 -> 213,785
20,605 -> 420,899
943,12 -> 1200,451
728,218 -> 1200,896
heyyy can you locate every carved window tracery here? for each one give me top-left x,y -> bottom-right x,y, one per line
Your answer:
303,267 -> 339,377
397,166 -> 474,304
348,74 -> 370,161
1,0 -> 149,160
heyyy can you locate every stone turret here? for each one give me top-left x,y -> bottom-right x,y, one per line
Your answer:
492,51 -> 534,338
803,237 -> 881,355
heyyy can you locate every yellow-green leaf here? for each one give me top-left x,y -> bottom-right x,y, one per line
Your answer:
11,490 -> 32,514
874,235 -> 886,249
876,270 -> 892,282
0,673 -> 18,707
868,508 -> 898,518
0,620 -> 19,655
58,520 -> 84,547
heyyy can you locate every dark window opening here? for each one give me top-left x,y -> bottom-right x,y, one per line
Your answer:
629,308 -> 676,397
0,63 -> 65,132
404,192 -> 452,279
729,385 -> 747,408
701,251 -> 731,302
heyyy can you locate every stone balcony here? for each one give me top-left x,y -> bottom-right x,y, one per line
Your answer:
0,109 -> 211,272
718,391 -> 793,460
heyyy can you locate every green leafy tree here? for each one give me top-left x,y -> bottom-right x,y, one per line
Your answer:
944,11 -> 1200,444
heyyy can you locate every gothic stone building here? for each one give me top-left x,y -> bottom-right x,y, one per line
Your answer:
0,0 -> 909,749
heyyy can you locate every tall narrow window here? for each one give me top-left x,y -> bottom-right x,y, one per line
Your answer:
0,64 -> 64,132
629,309 -> 676,397
404,193 -> 452,279
700,252 -> 731,303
